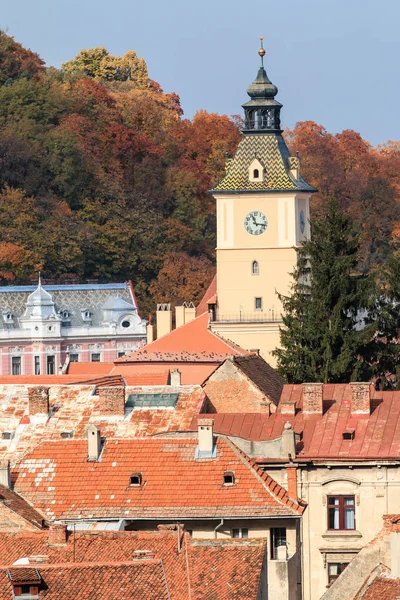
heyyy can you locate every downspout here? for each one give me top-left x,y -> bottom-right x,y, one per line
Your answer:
214,518 -> 224,539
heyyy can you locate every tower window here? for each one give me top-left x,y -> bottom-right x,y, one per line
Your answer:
252,261 -> 259,275
253,168 -> 259,179
255,297 -> 263,311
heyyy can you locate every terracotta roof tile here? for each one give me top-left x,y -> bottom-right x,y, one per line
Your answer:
354,576 -> 400,600
12,437 -> 302,520
233,355 -> 284,405
0,485 -> 45,529
115,313 -> 249,364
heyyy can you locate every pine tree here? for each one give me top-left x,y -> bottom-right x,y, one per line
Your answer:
273,199 -> 374,383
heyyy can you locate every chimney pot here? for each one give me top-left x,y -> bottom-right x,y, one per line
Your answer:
197,418 -> 214,456
302,383 -> 323,415
169,368 -> 181,386
0,459 -> 11,489
28,387 -> 49,416
350,382 -> 371,414
146,323 -> 154,345
48,523 -> 67,545
87,424 -> 101,461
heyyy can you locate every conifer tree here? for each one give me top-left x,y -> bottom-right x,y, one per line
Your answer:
273,199 -> 374,383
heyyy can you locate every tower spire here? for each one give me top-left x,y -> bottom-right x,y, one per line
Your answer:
259,36 -> 265,68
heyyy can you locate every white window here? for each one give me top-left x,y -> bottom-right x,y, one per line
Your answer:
232,528 -> 248,538
69,353 -> 79,362
47,355 -> 55,375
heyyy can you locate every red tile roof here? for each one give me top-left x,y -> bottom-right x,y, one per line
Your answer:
0,530 -> 267,600
354,575 -> 400,600
13,437 -> 303,520
189,539 -> 266,600
196,275 -> 217,316
67,363 -> 113,376
192,384 -> 400,461
2,562 -> 170,600
115,312 -> 249,364
0,485 -> 45,529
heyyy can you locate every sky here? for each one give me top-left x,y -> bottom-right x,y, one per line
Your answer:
1,0 -> 399,146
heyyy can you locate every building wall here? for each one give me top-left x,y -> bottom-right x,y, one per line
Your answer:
266,463 -> 400,600
0,505 -> 38,532
210,321 -> 281,366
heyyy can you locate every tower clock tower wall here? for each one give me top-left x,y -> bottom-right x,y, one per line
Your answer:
209,40 -> 316,364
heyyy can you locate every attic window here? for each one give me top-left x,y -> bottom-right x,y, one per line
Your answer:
130,473 -> 142,486
3,311 -> 13,324
60,431 -> 74,439
223,471 -> 235,486
2,431 -> 14,440
61,311 -> 70,320
253,168 -> 259,179
342,429 -> 355,441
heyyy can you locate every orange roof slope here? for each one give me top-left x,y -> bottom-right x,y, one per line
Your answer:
66,362 -> 113,376
1,562 -> 170,600
196,275 -> 217,316
115,312 -> 249,363
0,485 -> 45,530
13,437 -> 303,520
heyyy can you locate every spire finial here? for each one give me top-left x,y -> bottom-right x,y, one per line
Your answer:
258,36 -> 266,67
38,272 -> 42,287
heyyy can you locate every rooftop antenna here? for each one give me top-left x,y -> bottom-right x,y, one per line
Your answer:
259,36 -> 266,68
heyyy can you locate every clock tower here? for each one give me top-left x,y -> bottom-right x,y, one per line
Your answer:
210,40 -> 316,365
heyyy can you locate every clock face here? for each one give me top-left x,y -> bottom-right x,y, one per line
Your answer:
300,210 -> 305,234
244,211 -> 268,236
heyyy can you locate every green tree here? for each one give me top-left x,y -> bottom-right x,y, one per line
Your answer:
273,199 -> 374,383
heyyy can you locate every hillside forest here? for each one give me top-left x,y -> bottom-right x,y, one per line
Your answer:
1,31 -> 400,317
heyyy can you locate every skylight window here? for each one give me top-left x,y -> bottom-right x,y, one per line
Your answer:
223,471 -> 235,486
130,473 -> 142,486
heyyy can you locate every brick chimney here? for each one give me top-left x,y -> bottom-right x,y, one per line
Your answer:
28,387 -> 49,416
87,424 -> 101,461
350,382 -> 371,414
169,368 -> 181,386
286,467 -> 298,500
197,418 -> 214,456
98,386 -> 125,415
48,523 -> 67,545
280,400 -> 296,416
0,459 -> 10,489
302,383 -> 323,415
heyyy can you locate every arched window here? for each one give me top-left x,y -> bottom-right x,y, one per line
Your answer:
253,169 -> 259,179
252,261 -> 259,275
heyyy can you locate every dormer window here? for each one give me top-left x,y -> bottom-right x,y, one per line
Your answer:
248,158 -> 265,183
81,309 -> 92,323
253,168 -> 259,179
130,472 -> 142,486
2,310 -> 13,324
223,471 -> 235,486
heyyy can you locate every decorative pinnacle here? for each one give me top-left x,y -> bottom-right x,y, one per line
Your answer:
258,36 -> 266,67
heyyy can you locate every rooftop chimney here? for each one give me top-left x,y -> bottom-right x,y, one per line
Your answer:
28,387 -> 49,416
286,467 -> 298,500
156,304 -> 172,338
98,385 -> 125,416
175,305 -> 185,329
302,383 -> 323,415
184,302 -> 196,324
87,424 -> 101,461
280,400 -> 296,416
0,459 -> 11,489
146,322 -> 154,344
281,422 -> 296,459
196,418 -> 215,458
169,368 -> 181,386
48,523 -> 67,546
350,382 -> 371,414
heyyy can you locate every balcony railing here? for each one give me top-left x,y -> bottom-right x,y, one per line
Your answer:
212,310 -> 282,323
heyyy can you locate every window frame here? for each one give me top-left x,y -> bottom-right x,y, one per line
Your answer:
252,260 -> 259,276
46,355 -> 55,375
327,495 -> 355,531
327,562 -> 349,586
11,356 -> 21,376
270,527 -> 287,560
69,353 -> 79,363
255,297 -> 263,311
232,527 -> 249,539
34,355 -> 40,375
91,353 -> 101,363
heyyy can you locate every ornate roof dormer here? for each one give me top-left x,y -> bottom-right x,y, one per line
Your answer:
242,37 -> 282,133
21,275 -> 59,321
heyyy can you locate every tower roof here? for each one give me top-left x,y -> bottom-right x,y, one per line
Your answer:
21,276 -> 58,320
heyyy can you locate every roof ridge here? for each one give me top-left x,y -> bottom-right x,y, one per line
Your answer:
223,438 -> 304,515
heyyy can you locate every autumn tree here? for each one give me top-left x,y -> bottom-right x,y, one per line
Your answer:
62,47 -> 148,85
274,199 -> 374,383
0,30 -> 44,85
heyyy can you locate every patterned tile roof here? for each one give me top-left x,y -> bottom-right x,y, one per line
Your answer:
0,383 -> 205,462
212,133 -> 316,193
2,562 -> 170,599
0,282 -> 140,330
0,530 -> 267,600
115,312 -> 250,364
12,437 -> 303,520
194,384 -> 400,460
